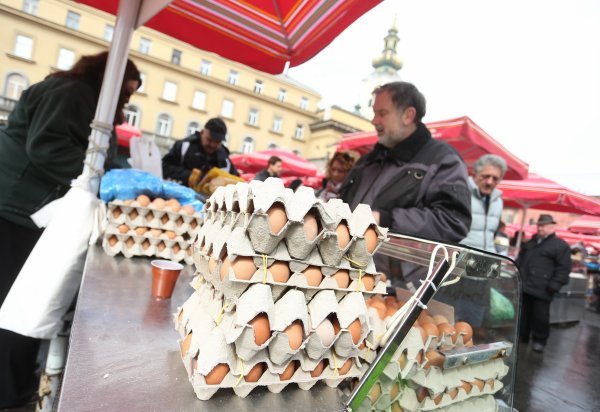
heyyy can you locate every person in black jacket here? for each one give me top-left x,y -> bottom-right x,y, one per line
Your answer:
517,214 -> 572,352
254,155 -> 282,181
162,118 -> 239,188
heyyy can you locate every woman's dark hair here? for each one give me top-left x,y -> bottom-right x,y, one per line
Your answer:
48,51 -> 141,125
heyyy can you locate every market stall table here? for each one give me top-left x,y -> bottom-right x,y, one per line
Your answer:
57,245 -> 344,411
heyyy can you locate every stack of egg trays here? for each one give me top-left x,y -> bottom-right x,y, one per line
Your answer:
174,280 -> 368,400
102,198 -> 202,264
355,319 -> 509,411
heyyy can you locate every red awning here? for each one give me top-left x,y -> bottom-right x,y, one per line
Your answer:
76,0 -> 382,74
231,149 -> 318,177
499,174 -> 600,216
337,116 -> 529,180
115,123 -> 142,148
568,215 -> 600,235
506,223 -> 600,249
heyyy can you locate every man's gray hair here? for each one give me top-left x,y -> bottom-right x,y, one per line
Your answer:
474,154 -> 507,178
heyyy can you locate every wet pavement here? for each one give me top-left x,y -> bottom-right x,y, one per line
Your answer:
514,309 -> 600,412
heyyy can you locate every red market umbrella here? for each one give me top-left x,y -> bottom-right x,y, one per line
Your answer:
337,116 -> 529,180
115,122 -> 142,148
506,223 -> 600,250
568,215 -> 600,235
231,149 -> 318,177
76,0 -> 382,74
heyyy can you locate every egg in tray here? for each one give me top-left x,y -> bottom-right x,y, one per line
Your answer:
173,178 -> 389,400
102,195 -> 202,264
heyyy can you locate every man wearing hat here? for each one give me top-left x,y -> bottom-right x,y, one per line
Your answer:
517,214 -> 571,352
162,117 -> 239,187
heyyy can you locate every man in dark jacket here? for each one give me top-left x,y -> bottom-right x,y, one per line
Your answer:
254,156 -> 282,181
162,117 -> 238,188
517,214 -> 571,352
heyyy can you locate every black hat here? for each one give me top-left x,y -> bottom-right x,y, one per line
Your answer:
204,118 -> 227,142
536,214 -> 556,225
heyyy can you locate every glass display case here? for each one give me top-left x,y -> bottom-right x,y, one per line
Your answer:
344,233 -> 520,412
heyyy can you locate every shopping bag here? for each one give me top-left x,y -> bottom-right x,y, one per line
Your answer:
489,287 -> 515,323
128,135 -> 163,178
0,186 -> 100,339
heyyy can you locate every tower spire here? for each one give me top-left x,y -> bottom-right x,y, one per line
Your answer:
371,18 -> 402,74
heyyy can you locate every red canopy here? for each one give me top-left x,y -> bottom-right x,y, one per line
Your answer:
231,149 -> 318,177
506,223 -> 600,251
498,174 -> 600,216
115,123 -> 142,148
76,0 -> 382,74
337,116 -> 529,180
568,215 -> 600,235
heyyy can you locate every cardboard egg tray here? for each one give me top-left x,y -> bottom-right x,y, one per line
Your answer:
107,199 -> 202,236
102,225 -> 193,264
174,282 -> 366,400
202,179 -> 388,266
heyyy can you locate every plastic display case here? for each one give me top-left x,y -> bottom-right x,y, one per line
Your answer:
344,233 -> 521,412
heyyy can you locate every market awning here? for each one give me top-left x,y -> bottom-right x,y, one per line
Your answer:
231,149 -> 318,177
568,215 -> 600,235
337,116 -> 529,180
506,223 -> 600,250
75,0 -> 382,74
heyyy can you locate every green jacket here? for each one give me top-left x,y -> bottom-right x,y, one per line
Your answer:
0,77 -> 97,230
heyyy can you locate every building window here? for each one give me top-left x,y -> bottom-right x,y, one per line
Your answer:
294,124 -> 304,140
187,121 -> 200,136
56,48 -> 75,70
228,70 -> 238,85
200,59 -> 211,75
267,142 -> 277,150
254,80 -> 263,94
272,116 -> 282,133
171,49 -> 182,65
277,88 -> 286,102
123,105 -> 140,128
300,97 -> 309,110
139,37 -> 151,55
191,91 -> 206,110
13,35 -> 33,60
156,113 -> 172,137
137,73 -> 146,93
248,108 -> 259,126
241,137 -> 254,154
221,99 -> 234,118
22,0 -> 38,15
103,24 -> 114,42
65,11 -> 80,30
162,81 -> 177,102
4,73 -> 28,100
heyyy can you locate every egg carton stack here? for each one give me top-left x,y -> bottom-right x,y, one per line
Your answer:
102,195 -> 202,264
354,291 -> 510,412
174,178 -> 390,400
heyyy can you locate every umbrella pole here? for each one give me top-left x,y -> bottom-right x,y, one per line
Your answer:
81,0 -> 142,195
516,206 -> 528,250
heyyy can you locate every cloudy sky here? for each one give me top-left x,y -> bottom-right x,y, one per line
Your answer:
289,0 -> 600,195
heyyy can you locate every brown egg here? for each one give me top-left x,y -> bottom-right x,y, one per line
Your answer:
303,266 -> 323,286
447,387 -> 458,400
413,326 -> 428,344
379,272 -> 388,282
336,223 -> 351,248
368,382 -> 382,401
269,261 -> 291,283
432,314 -> 449,325
347,319 -> 362,345
150,228 -> 162,237
390,382 -> 400,399
204,363 -> 229,385
244,362 -> 265,382
461,380 -> 473,394
267,203 -> 287,234
165,230 -> 177,240
208,256 -> 218,273
415,349 -> 424,365
331,316 -> 341,335
437,323 -> 457,343
220,256 -> 231,280
338,358 -> 352,375
166,198 -> 181,212
472,378 -> 485,392
249,313 -> 271,345
136,194 -> 151,207
180,332 -> 193,356
418,311 -> 434,324
141,239 -> 150,250
421,322 -> 439,339
152,197 -> 166,210
425,350 -> 445,369
454,321 -> 473,343
361,274 -> 375,291
108,235 -> 118,246
332,270 -> 350,288
284,320 -> 304,350
145,211 -> 154,222
124,199 -> 134,206
433,393 -> 443,405
416,386 -> 428,402
398,350 -> 408,369
118,224 -> 129,234
465,339 -> 474,347
279,360 -> 298,381
112,208 -> 122,218
125,238 -> 134,249
232,256 -> 257,280
157,241 -> 166,251
135,227 -> 148,236
487,379 -> 495,390
358,340 -> 366,350
364,227 -> 378,253
386,305 -> 399,317
391,401 -> 404,412
384,296 -> 398,307
310,360 -> 326,378
172,244 -> 181,254
182,204 -> 196,215
129,209 -> 139,220
303,212 -> 319,241
369,299 -> 386,320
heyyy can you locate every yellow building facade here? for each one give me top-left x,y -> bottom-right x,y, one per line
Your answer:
0,0 -> 371,164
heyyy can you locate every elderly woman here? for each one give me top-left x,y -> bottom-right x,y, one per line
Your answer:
318,151 -> 357,201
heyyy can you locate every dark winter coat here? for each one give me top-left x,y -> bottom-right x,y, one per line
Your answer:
253,169 -> 276,181
340,123 -> 471,243
517,233 -> 572,300
162,132 -> 238,185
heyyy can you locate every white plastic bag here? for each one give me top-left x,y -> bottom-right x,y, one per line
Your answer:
0,186 -> 100,339
128,135 -> 163,178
